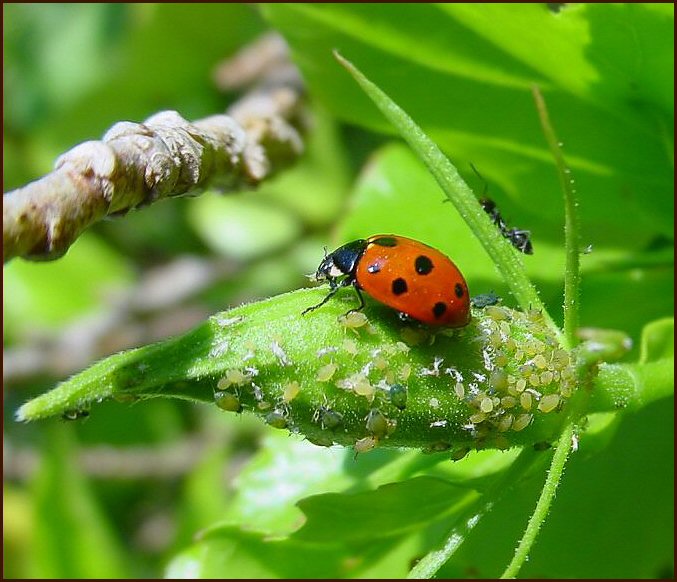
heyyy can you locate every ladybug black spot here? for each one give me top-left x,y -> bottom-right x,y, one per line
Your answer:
372,236 -> 398,247
392,278 -> 408,295
415,255 -> 434,275
454,283 -> 464,298
433,302 -> 447,318
367,263 -> 381,274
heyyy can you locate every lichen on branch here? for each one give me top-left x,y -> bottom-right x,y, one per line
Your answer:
3,64 -> 306,263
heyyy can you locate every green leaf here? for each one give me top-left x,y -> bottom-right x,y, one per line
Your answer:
169,517 -> 467,579
188,193 -> 302,261
3,232 -> 133,340
219,434 -> 353,537
169,477 -> 480,578
578,249 -> 674,352
167,526 -> 348,579
640,317 -> 674,363
200,428 -> 522,545
170,433 -> 529,578
263,4 -> 673,246
292,476 -> 476,543
31,427 -> 129,578
440,4 -> 673,115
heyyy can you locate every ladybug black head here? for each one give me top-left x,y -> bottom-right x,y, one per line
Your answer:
314,239 -> 367,283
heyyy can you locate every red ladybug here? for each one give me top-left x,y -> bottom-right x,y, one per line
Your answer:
303,235 -> 470,327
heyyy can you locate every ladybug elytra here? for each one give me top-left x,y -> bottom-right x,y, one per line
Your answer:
303,235 -> 470,327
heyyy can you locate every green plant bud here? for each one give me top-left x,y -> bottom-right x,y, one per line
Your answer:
16,288 -> 579,453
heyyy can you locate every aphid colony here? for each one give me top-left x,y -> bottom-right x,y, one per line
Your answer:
210,303 -> 574,456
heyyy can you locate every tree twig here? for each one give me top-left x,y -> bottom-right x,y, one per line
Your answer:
4,428 -> 254,481
3,40 -> 306,263
213,31 -> 295,92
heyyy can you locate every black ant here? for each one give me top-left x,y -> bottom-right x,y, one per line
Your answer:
479,197 -> 533,255
470,163 -> 534,255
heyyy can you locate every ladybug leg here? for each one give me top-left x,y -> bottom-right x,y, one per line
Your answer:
353,283 -> 366,311
302,280 -> 342,315
344,282 -> 365,315
398,312 -> 415,323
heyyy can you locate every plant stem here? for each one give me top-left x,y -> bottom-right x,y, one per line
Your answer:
531,86 -> 580,350
408,447 -> 541,579
501,383 -> 591,579
501,90 -> 587,578
500,420 -> 576,579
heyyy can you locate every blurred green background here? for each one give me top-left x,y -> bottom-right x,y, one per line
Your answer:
3,4 -> 673,578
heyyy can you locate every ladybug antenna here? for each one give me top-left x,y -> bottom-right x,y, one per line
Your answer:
306,246 -> 330,280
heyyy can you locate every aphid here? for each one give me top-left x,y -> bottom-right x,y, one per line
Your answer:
354,436 -> 378,455
471,291 -> 501,308
365,409 -> 389,438
389,383 -> 408,410
265,410 -> 287,429
451,446 -> 471,461
303,235 -> 470,327
214,391 -> 242,413
282,381 -> 301,403
316,363 -> 338,382
319,407 -> 343,430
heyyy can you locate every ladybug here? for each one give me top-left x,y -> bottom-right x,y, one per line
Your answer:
303,235 -> 470,327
